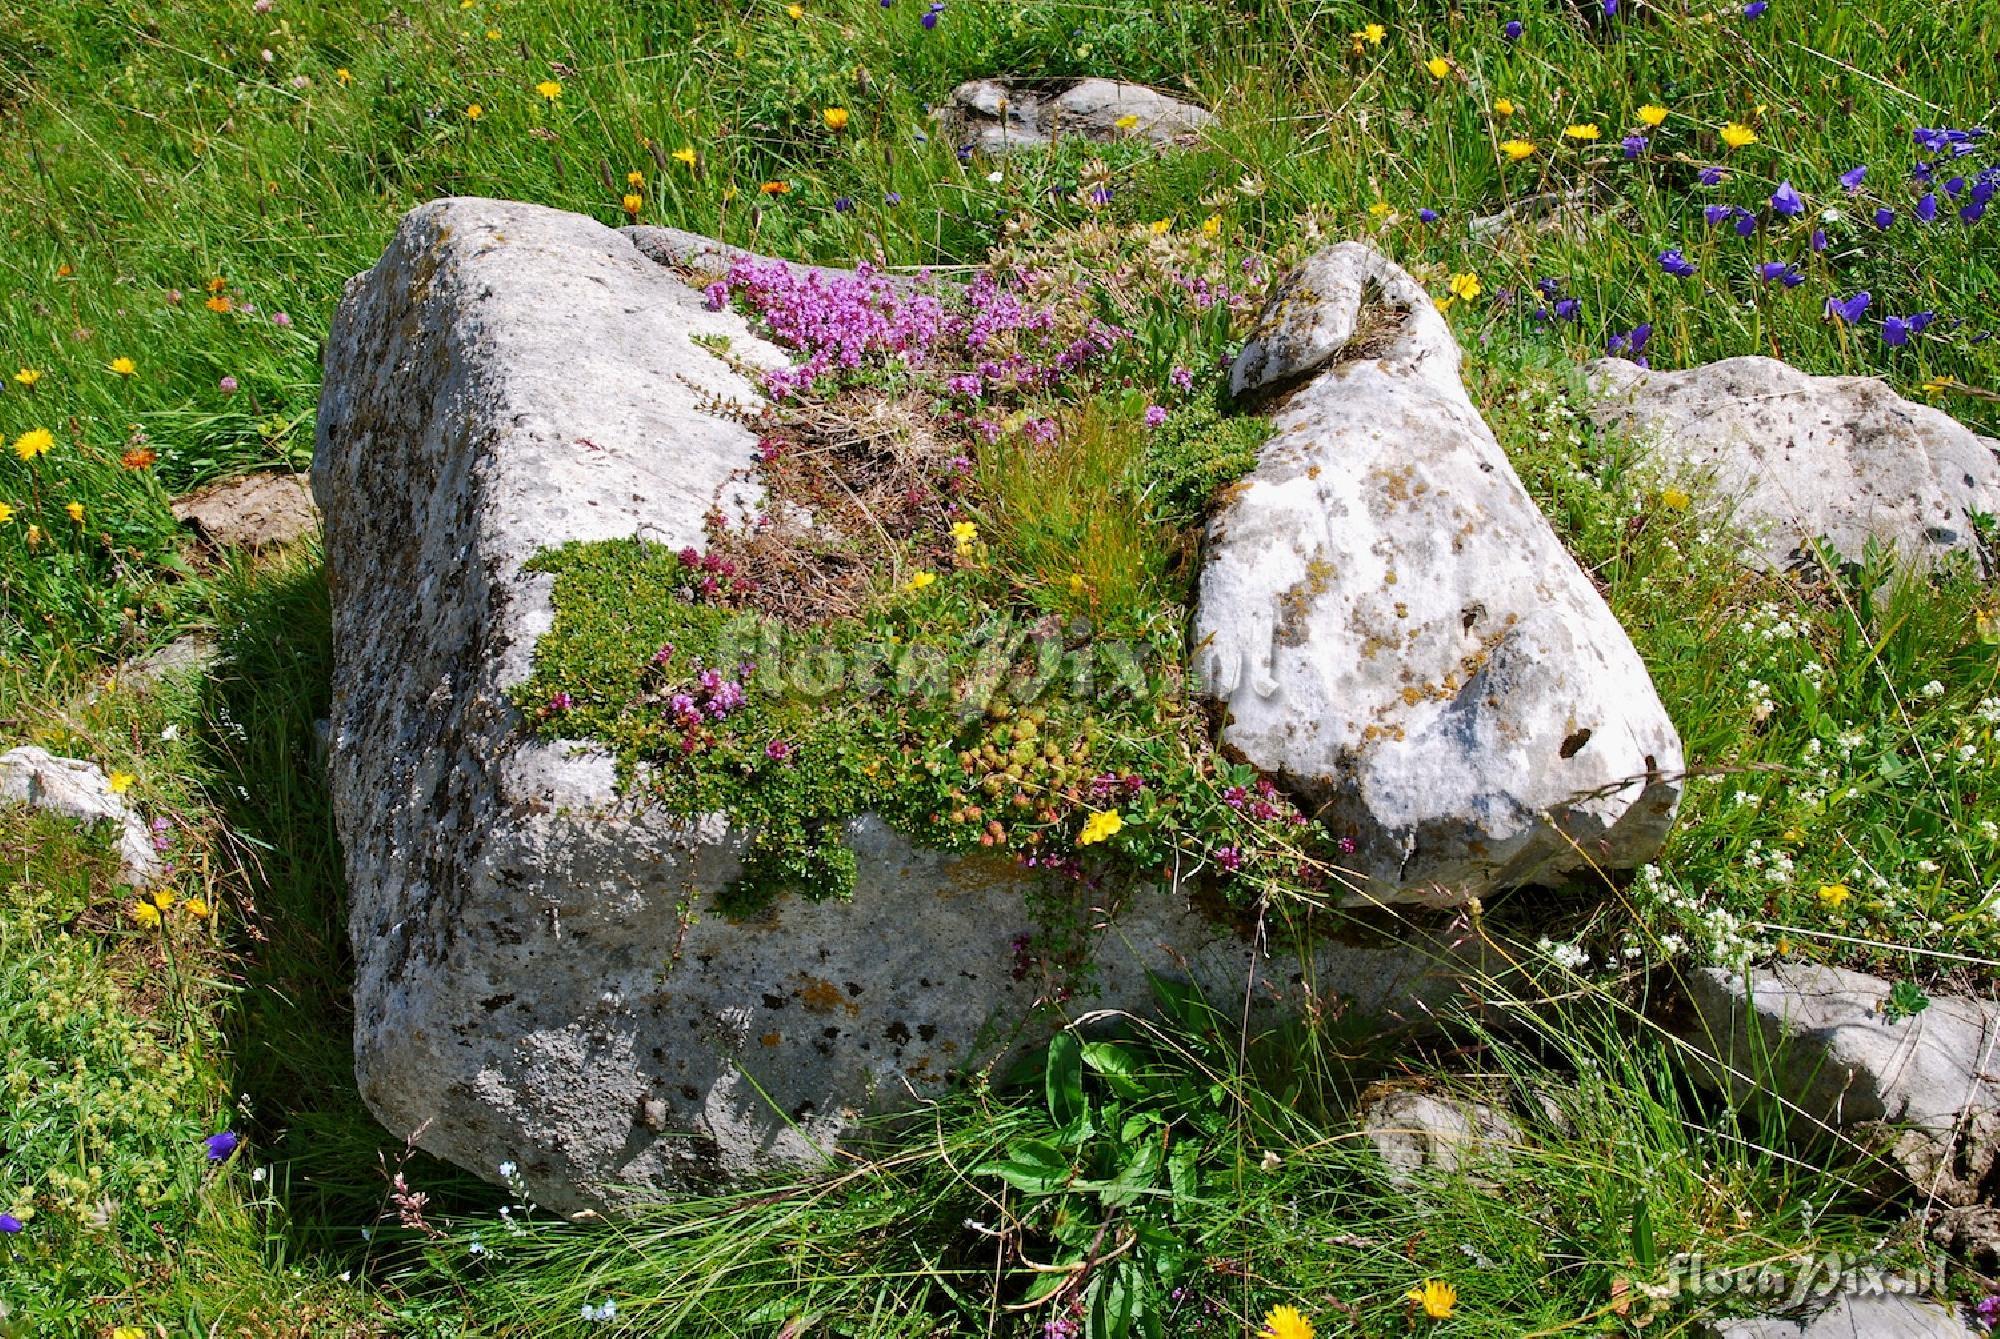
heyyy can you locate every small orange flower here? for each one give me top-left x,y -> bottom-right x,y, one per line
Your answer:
621,192 -> 643,218
206,294 -> 233,313
121,447 -> 158,470
759,180 -> 791,196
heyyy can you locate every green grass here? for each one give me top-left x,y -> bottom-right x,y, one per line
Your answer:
2,0 -> 1998,1332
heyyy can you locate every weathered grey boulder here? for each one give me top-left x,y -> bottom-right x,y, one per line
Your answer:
1680,962 -> 2000,1222
316,200 -> 1512,1211
1194,242 -> 1683,905
172,470 -> 319,550
1356,1085 -> 1519,1187
0,745 -> 160,884
1587,356 -> 2000,573
1706,1291 -> 1977,1339
935,78 -> 1214,154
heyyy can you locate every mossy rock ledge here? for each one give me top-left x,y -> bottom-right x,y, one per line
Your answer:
314,199 -> 1666,1210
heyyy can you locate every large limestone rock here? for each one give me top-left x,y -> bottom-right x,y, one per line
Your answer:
0,745 -> 160,884
1194,243 -> 1683,906
1587,356 -> 2000,572
316,200 -> 1510,1210
935,78 -> 1214,155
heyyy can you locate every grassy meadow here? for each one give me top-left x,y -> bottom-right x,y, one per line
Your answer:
2,0 -> 1998,1333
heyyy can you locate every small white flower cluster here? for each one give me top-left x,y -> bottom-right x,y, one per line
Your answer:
1746,677 -> 1775,724
1741,839 -> 1796,888
1535,936 -> 1591,970
1975,697 -> 2000,726
1632,864 -> 1762,964
1738,602 -> 1803,645
580,1299 -> 618,1323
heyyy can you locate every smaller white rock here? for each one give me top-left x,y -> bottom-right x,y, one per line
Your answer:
1356,1086 -> 1518,1188
936,78 -> 1214,154
1706,1291 -> 1977,1339
0,746 -> 161,884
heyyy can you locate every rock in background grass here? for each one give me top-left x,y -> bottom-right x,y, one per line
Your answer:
1587,356 -> 2000,573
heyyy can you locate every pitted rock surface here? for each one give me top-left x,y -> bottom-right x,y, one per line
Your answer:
318,200 -> 1515,1210
936,78 -> 1214,154
1587,355 -> 2000,572
1195,241 -> 1683,905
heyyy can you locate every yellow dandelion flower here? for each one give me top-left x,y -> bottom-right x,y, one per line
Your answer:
1500,139 -> 1536,161
1077,810 -> 1124,845
109,357 -> 136,376
109,770 -> 136,794
1493,97 -> 1515,118
1201,214 -> 1221,236
1424,56 -> 1452,79
621,193 -> 643,217
786,2 -> 803,16
184,897 -> 212,919
626,170 -> 645,187
1258,1306 -> 1313,1339
336,67 -> 353,85
535,79 -> 562,101
12,428 -> 54,461
153,888 -> 177,911
466,103 -> 483,120
1818,882 -> 1851,908
673,146 -> 697,165
1114,114 -> 1141,132
1448,271 -> 1482,302
131,901 -> 162,929
1660,486 -> 1692,511
1638,104 -> 1669,127
905,570 -> 937,592
1406,1280 -> 1457,1319
1360,22 -> 1385,44
1721,121 -> 1758,148
14,367 -> 42,387
0,503 -> 12,523
822,107 -> 850,131
485,26 -> 501,38
1564,123 -> 1601,141
65,501 -> 84,523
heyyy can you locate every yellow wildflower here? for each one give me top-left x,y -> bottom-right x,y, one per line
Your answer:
112,1329 -> 147,1339
1818,882 -> 1851,908
1114,114 -> 1140,132
1077,810 -> 1124,845
153,889 -> 177,911
466,103 -> 483,120
65,501 -> 84,523
1638,104 -> 1669,127
1359,22 -> 1385,45
12,428 -> 54,461
786,1 -> 803,16
1368,200 -> 1391,219
1660,486 -> 1692,511
822,107 -> 850,131
1149,218 -> 1172,235
672,146 -> 697,166
184,898 -> 212,920
131,901 -> 162,930
1499,139 -> 1536,161
535,79 -> 562,101
336,67 -> 353,85
1259,1306 -> 1314,1339
1448,271 -> 1482,302
1406,1280 -> 1457,1319
109,357 -> 137,376
1721,121 -> 1757,148
486,27 -> 500,38
13,367 -> 41,387
109,771 -> 136,794
621,193 -> 643,218
1920,375 -> 1956,395
1201,214 -> 1221,236
905,570 -> 936,592
626,170 -> 645,187
1067,573 -> 1085,593
950,520 -> 978,551
0,503 -> 12,523
1424,56 -> 1452,79
1493,97 -> 1515,118
1564,123 -> 1601,141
